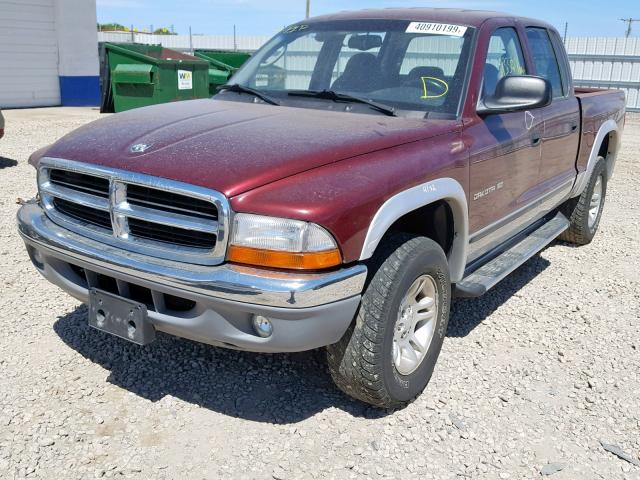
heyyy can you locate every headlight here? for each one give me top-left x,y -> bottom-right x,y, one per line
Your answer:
227,213 -> 342,270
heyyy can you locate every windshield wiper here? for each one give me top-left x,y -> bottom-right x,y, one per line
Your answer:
288,89 -> 396,117
217,84 -> 280,106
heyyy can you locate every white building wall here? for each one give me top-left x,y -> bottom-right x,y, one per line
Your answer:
55,0 -> 99,77
0,0 -> 61,108
0,0 -> 99,108
54,0 -> 100,105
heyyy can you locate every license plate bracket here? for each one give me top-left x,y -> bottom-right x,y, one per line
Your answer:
88,288 -> 155,345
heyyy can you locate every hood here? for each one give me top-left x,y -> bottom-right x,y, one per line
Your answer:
40,99 -> 457,197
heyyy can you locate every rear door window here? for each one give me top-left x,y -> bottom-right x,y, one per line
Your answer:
525,27 -> 565,98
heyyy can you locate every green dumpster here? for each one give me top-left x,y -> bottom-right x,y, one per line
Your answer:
194,50 -> 251,95
102,43 -> 210,113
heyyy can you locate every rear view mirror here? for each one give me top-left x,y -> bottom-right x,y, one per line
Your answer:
348,34 -> 383,51
477,76 -> 552,115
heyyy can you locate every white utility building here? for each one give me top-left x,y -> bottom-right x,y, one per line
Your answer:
0,0 -> 100,108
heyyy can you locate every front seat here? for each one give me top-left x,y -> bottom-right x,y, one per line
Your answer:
483,63 -> 500,97
405,66 -> 446,88
331,53 -> 381,92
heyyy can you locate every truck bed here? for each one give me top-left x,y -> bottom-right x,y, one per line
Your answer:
575,87 -> 626,176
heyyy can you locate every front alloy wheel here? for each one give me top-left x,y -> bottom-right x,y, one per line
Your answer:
393,274 -> 438,376
327,234 -> 451,408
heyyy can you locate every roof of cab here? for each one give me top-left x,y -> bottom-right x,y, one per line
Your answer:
305,8 -> 553,30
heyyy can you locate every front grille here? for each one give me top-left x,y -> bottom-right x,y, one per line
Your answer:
127,184 -> 217,220
38,159 -> 229,266
49,169 -> 109,197
53,198 -> 112,229
128,218 -> 217,248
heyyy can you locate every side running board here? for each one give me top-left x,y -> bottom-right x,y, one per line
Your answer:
455,212 -> 570,298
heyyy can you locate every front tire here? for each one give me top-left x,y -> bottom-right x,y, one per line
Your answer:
326,234 -> 451,409
559,157 -> 607,245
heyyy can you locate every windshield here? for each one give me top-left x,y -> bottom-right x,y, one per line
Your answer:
228,19 -> 475,117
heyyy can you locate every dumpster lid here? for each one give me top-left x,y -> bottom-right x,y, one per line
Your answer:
105,43 -> 208,65
113,63 -> 154,84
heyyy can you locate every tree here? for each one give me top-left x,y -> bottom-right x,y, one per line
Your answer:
153,27 -> 176,35
98,23 -> 128,32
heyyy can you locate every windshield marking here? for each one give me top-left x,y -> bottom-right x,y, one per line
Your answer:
283,24 -> 309,33
406,22 -> 468,36
420,77 -> 449,100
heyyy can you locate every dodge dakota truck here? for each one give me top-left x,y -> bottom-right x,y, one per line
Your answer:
18,9 -> 625,408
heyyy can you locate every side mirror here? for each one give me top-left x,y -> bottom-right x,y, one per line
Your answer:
477,76 -> 552,116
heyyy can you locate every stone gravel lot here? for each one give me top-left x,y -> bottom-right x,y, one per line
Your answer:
0,107 -> 639,480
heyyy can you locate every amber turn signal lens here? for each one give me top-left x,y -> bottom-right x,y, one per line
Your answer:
227,245 -> 342,270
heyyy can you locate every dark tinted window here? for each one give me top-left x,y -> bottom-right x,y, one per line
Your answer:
526,27 -> 564,98
549,30 -> 573,95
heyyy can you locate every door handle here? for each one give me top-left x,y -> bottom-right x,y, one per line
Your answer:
532,135 -> 542,146
571,124 -> 579,132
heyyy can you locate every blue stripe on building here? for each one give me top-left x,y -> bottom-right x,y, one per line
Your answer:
59,76 -> 101,106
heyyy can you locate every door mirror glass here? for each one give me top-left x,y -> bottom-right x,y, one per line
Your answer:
477,75 -> 552,115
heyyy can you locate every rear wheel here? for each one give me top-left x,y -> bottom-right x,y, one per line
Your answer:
559,157 -> 607,245
326,234 -> 451,408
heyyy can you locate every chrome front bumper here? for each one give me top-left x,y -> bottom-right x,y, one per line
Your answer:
17,201 -> 367,352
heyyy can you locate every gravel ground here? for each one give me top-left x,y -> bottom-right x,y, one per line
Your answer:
0,107 -> 639,480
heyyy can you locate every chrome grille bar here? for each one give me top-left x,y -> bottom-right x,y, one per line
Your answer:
37,157 -> 230,266
113,202 -> 219,233
110,180 -> 129,240
40,182 -> 110,211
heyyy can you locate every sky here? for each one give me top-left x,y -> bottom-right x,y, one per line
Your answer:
96,0 -> 640,38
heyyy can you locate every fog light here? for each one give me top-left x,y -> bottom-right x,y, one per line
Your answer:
29,247 -> 45,270
252,315 -> 273,338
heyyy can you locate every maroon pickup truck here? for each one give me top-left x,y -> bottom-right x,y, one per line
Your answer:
18,9 -> 625,408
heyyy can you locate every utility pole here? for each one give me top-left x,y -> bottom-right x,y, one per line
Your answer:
189,26 -> 193,54
620,18 -> 640,38
305,0 -> 310,19
563,22 -> 568,44
233,24 -> 237,51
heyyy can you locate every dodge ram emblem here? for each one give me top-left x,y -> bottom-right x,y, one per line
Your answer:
130,143 -> 152,153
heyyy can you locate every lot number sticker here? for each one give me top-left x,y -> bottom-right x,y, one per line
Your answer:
406,22 -> 467,37
178,70 -> 193,90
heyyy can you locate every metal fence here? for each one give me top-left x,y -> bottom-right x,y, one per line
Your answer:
97,31 -> 269,52
98,32 -> 640,112
566,37 -> 640,112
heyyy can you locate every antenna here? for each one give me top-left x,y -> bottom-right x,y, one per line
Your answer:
620,18 -> 640,38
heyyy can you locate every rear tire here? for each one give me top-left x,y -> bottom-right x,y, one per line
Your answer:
326,234 -> 451,409
559,157 -> 607,245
